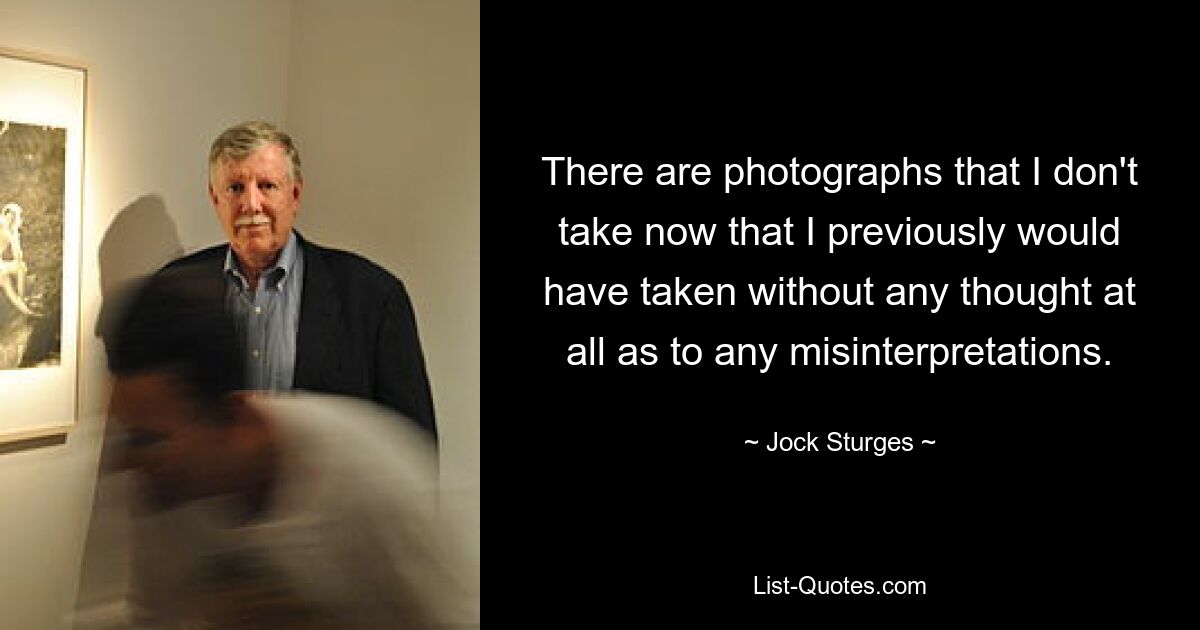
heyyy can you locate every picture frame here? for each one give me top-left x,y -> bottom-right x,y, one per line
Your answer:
0,48 -> 86,444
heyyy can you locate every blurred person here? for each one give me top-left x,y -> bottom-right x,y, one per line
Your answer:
97,268 -> 471,629
160,121 -> 436,437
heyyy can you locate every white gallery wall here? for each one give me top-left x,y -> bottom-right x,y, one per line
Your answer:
0,1 -> 479,627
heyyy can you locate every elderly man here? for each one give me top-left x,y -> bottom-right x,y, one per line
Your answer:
161,121 -> 436,437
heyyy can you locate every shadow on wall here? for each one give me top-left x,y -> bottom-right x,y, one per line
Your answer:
95,194 -> 183,347
72,194 -> 182,625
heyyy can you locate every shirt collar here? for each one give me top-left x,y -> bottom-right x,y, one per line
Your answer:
224,231 -> 300,290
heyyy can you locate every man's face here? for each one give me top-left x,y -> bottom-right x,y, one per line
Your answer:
109,372 -> 232,508
209,143 -> 302,271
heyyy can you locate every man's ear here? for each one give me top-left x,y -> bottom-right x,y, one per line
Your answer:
224,391 -> 258,422
292,177 -> 304,205
224,391 -> 273,433
208,181 -> 219,207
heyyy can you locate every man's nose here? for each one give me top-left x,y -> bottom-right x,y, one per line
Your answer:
245,184 -> 264,213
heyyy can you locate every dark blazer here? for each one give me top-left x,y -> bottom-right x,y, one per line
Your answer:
161,232 -> 437,438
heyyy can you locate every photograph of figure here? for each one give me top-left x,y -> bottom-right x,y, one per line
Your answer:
0,119 -> 64,369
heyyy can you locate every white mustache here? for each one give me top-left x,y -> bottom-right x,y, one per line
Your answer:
234,214 -> 271,228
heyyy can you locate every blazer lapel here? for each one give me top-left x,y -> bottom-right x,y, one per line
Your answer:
293,234 -> 340,390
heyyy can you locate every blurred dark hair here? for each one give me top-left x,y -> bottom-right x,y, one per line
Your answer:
106,265 -> 243,410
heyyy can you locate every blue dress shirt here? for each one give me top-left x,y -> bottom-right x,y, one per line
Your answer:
223,231 -> 305,391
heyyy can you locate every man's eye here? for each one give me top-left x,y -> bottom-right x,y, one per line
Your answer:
227,183 -> 244,193
125,429 -> 164,450
260,182 -> 277,191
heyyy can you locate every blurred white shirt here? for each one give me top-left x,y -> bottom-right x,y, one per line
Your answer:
76,393 -> 476,630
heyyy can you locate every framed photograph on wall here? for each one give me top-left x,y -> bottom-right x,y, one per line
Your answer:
0,48 -> 85,443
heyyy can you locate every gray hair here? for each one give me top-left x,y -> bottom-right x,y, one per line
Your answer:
208,121 -> 303,182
